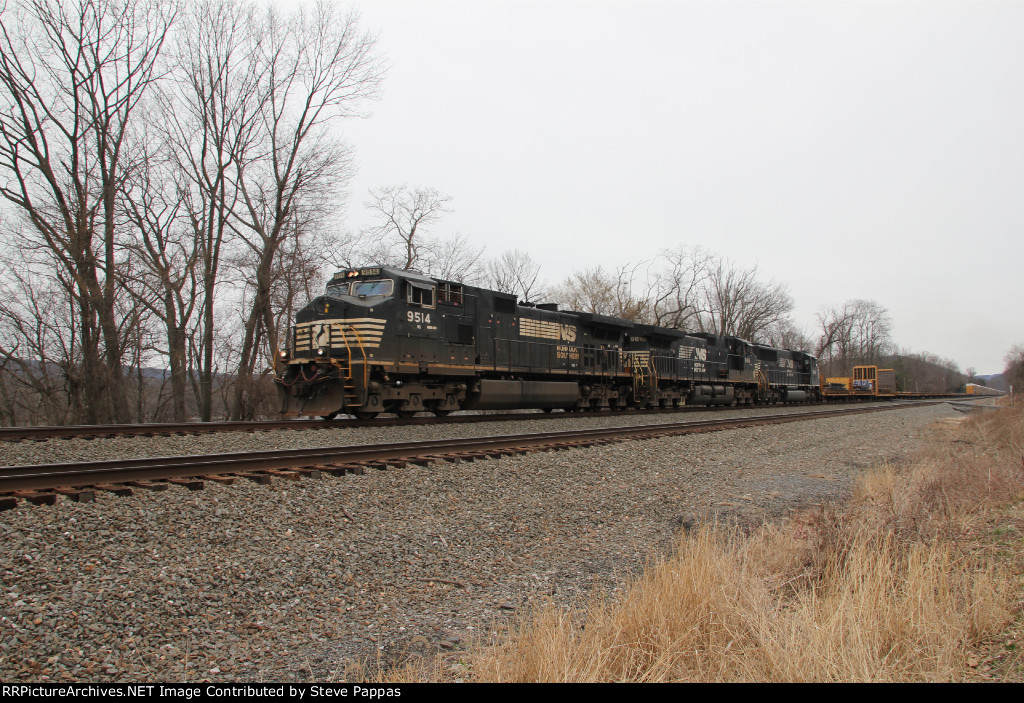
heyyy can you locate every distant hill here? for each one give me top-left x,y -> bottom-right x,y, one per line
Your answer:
976,374 -> 1009,392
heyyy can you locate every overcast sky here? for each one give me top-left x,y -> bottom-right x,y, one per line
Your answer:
311,0 -> 1022,375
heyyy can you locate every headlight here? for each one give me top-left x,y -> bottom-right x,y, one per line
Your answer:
316,346 -> 328,358
278,350 -> 289,362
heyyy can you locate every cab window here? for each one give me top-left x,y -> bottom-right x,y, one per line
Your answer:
407,281 -> 435,307
325,282 -> 349,298
351,279 -> 393,298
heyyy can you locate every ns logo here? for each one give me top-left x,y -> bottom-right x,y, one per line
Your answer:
560,324 -> 577,342
313,323 -> 332,345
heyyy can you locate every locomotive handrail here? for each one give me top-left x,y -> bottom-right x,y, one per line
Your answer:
756,369 -> 769,395
333,322 -> 369,406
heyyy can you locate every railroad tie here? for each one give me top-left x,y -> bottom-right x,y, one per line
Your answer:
315,464 -> 367,475
53,487 -> 96,502
11,490 -> 57,506
235,473 -> 274,485
310,464 -> 353,476
202,475 -> 238,485
163,478 -> 205,490
93,483 -> 134,496
263,470 -> 301,481
127,481 -> 170,491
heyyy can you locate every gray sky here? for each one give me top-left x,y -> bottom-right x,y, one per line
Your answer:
322,0 -> 1023,374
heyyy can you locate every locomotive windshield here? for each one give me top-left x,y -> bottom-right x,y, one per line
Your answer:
352,279 -> 393,298
324,279 -> 394,299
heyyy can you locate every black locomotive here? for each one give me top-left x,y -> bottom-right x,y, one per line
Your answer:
274,266 -> 821,419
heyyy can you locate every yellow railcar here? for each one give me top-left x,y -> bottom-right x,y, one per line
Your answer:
822,365 -> 897,399
965,383 -> 1003,396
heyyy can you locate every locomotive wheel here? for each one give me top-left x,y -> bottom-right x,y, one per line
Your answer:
354,411 -> 379,420
432,409 -> 451,417
395,409 -> 417,418
321,412 -> 339,421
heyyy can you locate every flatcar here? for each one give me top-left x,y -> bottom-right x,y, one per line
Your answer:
274,266 -> 821,419
822,365 -> 897,400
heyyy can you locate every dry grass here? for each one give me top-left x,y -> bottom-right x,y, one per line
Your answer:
380,406 -> 1024,682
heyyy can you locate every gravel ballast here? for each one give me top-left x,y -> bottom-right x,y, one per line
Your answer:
0,402 -> 961,681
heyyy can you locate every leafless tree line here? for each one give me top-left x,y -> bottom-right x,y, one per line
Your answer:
1004,344 -> 1024,396
0,2 -> 972,426
352,197 -> 798,347
814,299 -> 893,377
548,247 -> 797,345
344,187 -> 968,393
0,0 -> 384,424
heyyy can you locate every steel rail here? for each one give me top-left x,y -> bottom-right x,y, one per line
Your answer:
0,402 -> 936,494
0,396 -> 963,443
0,406 -> 790,442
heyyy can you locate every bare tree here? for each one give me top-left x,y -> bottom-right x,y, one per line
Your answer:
554,264 -> 651,321
162,0 -> 262,421
0,0 -> 176,423
649,246 -> 710,330
487,249 -> 547,301
698,257 -> 793,341
422,232 -> 486,284
0,247 -> 81,425
815,299 -> 893,377
364,186 -> 451,270
1003,344 -> 1024,396
761,318 -> 813,352
227,2 -> 383,420
323,226 -> 380,271
120,133 -> 200,421
555,248 -> 709,329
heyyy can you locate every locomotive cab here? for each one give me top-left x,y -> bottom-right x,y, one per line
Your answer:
287,266 -> 399,360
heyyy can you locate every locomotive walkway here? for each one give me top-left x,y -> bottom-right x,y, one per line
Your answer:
0,401 -> 940,509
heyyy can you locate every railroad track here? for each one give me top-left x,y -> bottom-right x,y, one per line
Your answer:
0,406 -> 786,442
0,396 -> 957,443
0,402 -> 938,509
